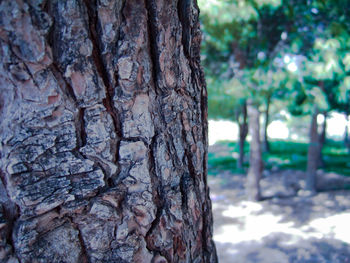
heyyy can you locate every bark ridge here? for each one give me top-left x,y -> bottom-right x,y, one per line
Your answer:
0,0 -> 217,262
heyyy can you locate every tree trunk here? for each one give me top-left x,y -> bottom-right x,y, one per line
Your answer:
237,102 -> 248,170
247,102 -> 262,201
306,107 -> 320,192
318,112 -> 327,168
345,113 -> 350,153
262,97 -> 270,153
0,1 -> 217,262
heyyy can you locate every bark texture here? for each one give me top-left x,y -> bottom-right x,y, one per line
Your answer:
306,108 -> 320,192
246,102 -> 262,201
0,0 -> 217,262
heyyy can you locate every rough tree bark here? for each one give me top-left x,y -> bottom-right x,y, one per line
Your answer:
306,107 -> 320,192
246,101 -> 262,201
0,0 -> 217,262
236,102 -> 248,170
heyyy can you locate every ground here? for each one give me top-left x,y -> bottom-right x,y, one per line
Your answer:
209,145 -> 350,263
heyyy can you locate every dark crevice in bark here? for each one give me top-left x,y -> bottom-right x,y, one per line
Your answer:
41,0 -> 49,13
200,87 -> 208,186
177,0 -> 191,60
178,0 -> 203,101
82,0 -> 123,188
3,39 -> 34,82
145,203 -> 165,257
122,136 -> 149,146
77,231 -> 90,263
145,0 -> 161,95
201,202 -> 210,260
112,140 -> 121,183
50,63 -> 78,104
82,0 -> 112,87
179,171 -> 191,261
22,61 -> 42,89
88,156 -> 114,190
145,134 -> 165,257
68,218 -> 90,263
198,89 -> 214,260
184,150 -> 198,189
46,4 -> 78,105
0,170 -> 20,259
179,124 -> 193,211
76,107 -> 87,149
186,151 -> 209,261
82,0 -> 122,139
183,141 -> 207,261
101,96 -> 121,139
179,173 -> 189,214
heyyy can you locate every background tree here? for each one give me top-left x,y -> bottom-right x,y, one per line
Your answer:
0,0 -> 217,262
200,0 -> 291,200
208,76 -> 249,169
283,0 -> 350,191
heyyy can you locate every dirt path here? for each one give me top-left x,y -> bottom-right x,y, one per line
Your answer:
209,171 -> 350,263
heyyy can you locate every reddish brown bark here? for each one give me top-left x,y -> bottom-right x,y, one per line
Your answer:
0,0 -> 217,262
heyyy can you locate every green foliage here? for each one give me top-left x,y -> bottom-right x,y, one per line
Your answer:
200,0 -> 295,123
208,140 -> 350,176
200,0 -> 350,121
202,0 -> 350,182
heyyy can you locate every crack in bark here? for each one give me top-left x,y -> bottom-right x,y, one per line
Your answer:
76,107 -> 87,149
0,170 -> 20,260
199,86 -> 214,260
82,0 -> 122,139
50,63 -> 78,104
87,156 -> 115,190
82,0 -> 124,188
67,216 -> 90,263
145,0 -> 161,96
122,136 -> 149,145
177,0 -> 191,60
200,87 -> 208,183
145,134 -> 166,257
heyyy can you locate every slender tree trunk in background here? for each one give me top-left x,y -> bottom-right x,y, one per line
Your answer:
306,107 -> 320,192
237,102 -> 248,170
0,1 -> 217,262
345,113 -> 350,153
262,97 -> 270,153
318,112 -> 327,168
247,102 -> 262,201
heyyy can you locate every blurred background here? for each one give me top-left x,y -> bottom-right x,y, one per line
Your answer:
198,0 -> 350,262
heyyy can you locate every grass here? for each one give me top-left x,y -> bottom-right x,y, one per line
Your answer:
208,139 -> 350,176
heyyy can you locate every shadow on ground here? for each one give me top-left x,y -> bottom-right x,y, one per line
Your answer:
209,171 -> 350,263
